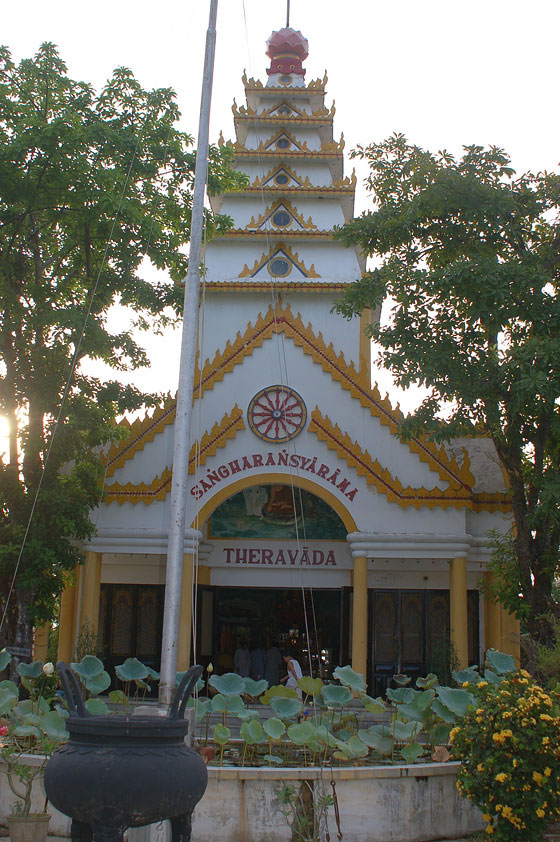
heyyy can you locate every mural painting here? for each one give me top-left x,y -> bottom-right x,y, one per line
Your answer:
208,484 -> 346,540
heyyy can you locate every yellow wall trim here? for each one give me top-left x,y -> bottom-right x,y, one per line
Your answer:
238,242 -> 320,278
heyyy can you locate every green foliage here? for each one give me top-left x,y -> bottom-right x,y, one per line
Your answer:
275,782 -> 335,842
209,672 -> 246,696
0,43 -> 244,649
451,670 -> 560,841
334,133 -> 560,645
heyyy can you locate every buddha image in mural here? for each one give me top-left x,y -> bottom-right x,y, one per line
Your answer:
209,484 -> 346,539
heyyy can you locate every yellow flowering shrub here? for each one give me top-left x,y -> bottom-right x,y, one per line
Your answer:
451,671 -> 560,841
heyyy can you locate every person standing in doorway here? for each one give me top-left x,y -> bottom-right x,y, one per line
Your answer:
264,642 -> 283,687
233,640 -> 251,677
281,650 -> 303,699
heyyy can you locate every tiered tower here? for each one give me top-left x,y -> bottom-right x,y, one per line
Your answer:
202,26 -> 368,372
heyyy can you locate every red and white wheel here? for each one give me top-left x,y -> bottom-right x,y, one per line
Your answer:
247,385 -> 306,443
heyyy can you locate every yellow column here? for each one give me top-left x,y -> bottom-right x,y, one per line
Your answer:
80,551 -> 102,640
197,566 -> 210,586
449,556 -> 468,669
57,570 -> 78,663
177,553 -> 194,671
33,623 -> 50,662
351,555 -> 368,680
483,572 -> 502,652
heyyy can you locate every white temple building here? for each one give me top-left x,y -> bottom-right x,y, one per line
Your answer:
55,26 -> 518,692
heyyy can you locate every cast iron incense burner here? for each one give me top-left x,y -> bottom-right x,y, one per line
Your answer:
44,663 -> 207,842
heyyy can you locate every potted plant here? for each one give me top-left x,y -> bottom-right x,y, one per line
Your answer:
0,653 -> 67,842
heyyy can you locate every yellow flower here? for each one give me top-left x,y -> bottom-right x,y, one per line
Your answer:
449,727 -> 460,742
533,772 -> 544,785
544,767 -> 552,777
512,759 -> 517,768
542,737 -> 550,746
536,808 -> 546,818
477,763 -> 484,772
478,681 -> 488,688
495,773 -> 507,783
484,826 -> 493,835
481,814 -> 491,822
540,713 -> 553,721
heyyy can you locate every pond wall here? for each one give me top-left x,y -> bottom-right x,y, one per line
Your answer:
0,757 -> 483,842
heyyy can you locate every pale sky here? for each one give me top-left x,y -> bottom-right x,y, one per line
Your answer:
1,0 -> 559,419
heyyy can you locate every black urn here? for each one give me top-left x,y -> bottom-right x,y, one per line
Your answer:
45,664 -> 207,842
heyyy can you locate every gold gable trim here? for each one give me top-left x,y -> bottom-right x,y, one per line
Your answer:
233,101 -> 335,121
103,397 -> 176,479
103,406 -> 246,504
247,199 -> 316,231
307,408 -> 509,512
254,165 -> 309,188
195,303 -> 476,491
238,242 -> 320,278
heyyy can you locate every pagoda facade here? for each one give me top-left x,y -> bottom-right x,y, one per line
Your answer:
53,28 -> 518,690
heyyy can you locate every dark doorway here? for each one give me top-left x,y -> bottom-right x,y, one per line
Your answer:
98,584 -> 164,690
369,589 -> 479,696
197,587 -> 342,680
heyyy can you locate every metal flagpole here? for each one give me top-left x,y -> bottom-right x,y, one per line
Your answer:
286,0 -> 290,27
158,0 -> 218,708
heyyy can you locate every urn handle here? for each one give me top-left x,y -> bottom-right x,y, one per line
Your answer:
169,664 -> 203,720
56,661 -> 91,718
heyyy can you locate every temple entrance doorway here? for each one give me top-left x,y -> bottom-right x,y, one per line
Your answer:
195,586 -> 343,681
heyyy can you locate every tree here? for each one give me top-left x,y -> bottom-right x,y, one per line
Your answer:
0,43 -> 244,655
334,134 -> 560,646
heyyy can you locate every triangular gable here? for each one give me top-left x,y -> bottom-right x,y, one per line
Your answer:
246,200 -> 316,232
267,102 -> 305,119
106,303 -> 494,500
238,243 -> 320,279
264,131 -> 307,153
257,166 -> 311,189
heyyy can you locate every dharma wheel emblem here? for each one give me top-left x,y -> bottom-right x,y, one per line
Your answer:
247,385 -> 306,443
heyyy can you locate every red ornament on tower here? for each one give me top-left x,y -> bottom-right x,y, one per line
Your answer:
266,28 -> 309,76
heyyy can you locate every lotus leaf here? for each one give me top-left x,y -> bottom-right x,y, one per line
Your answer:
0,686 -> 18,716
212,723 -> 230,745
41,710 -> 68,740
334,735 -> 368,759
0,651 -> 12,671
333,665 -> 366,694
145,666 -> 160,682
244,678 -> 268,697
314,724 -> 337,747
240,719 -> 265,744
397,702 -> 426,723
211,693 -> 245,715
108,690 -> 127,705
0,679 -> 18,693
287,722 -> 315,745
429,722 -> 452,745
85,698 -> 109,715
485,649 -> 515,675
321,684 -> 352,707
85,671 -> 111,695
260,685 -> 298,705
358,726 -> 392,756
270,696 -> 302,719
13,724 -> 41,738
385,687 -> 415,704
393,674 -> 411,686
209,672 -> 246,696
436,686 -> 475,717
297,676 -> 323,696
71,655 -> 105,679
237,709 -> 260,721
115,657 -> 149,682
263,754 -> 284,765
392,720 -> 421,742
17,660 -> 43,679
363,696 -> 386,715
430,698 -> 455,723
415,673 -> 438,689
263,717 -> 286,741
193,698 -> 213,721
484,669 -> 502,685
452,666 -> 479,685
400,742 -> 424,763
